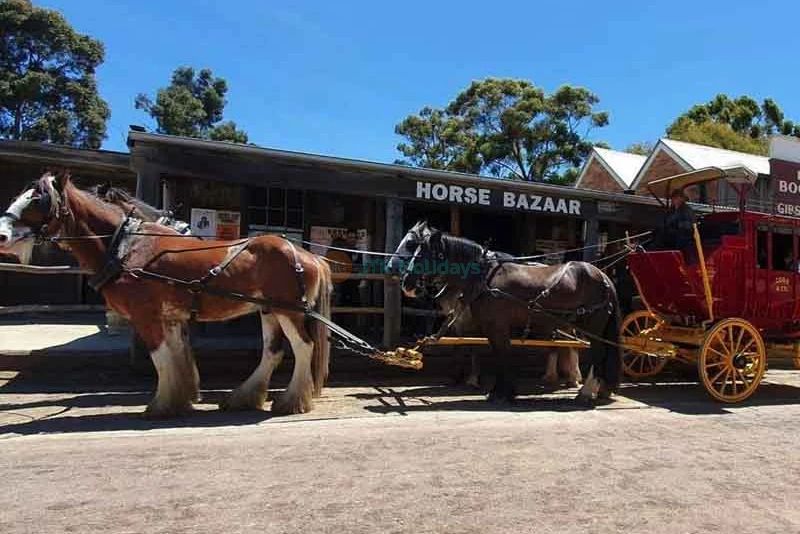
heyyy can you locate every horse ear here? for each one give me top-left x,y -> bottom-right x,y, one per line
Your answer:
52,169 -> 71,190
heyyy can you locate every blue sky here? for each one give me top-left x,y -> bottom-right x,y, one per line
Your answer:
42,0 -> 800,161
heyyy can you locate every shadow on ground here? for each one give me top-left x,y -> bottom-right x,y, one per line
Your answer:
4,349 -> 800,435
0,404 -> 275,436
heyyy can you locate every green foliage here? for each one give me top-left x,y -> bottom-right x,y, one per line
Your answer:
136,66 -> 248,143
667,117 -> 768,155
395,106 -> 481,173
625,142 -> 654,156
0,0 -> 110,148
395,78 -> 609,183
667,94 -> 800,155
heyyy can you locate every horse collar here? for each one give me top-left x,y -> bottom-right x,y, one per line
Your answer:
87,215 -> 138,292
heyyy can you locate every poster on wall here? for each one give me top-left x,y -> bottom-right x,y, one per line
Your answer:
216,211 -> 241,240
191,208 -> 217,238
308,226 -> 370,257
191,208 -> 241,239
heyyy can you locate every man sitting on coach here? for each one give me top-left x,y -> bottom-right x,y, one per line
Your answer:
667,188 -> 697,248
655,188 -> 697,250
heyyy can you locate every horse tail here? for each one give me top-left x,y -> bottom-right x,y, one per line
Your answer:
310,258 -> 332,398
601,270 -> 623,391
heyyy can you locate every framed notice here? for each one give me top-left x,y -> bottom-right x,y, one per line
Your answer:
191,208 -> 217,238
216,210 -> 241,240
191,208 -> 242,239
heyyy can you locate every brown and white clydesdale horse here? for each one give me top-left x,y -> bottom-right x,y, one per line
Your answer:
0,172 -> 332,418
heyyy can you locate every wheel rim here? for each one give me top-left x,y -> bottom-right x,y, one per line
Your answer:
621,311 -> 668,379
699,319 -> 765,403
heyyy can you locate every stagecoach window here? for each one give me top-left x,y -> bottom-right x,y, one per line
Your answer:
773,232 -> 794,272
757,231 -> 768,270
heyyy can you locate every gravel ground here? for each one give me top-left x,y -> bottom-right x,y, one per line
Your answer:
2,369 -> 800,534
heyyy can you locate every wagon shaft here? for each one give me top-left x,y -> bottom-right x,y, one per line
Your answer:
429,337 -> 590,349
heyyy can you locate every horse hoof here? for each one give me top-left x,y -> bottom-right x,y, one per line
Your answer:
466,375 -> 481,389
271,394 -> 313,416
219,395 -> 266,412
143,403 -> 193,419
564,381 -> 579,389
574,394 -> 596,409
487,394 -> 514,407
542,374 -> 559,384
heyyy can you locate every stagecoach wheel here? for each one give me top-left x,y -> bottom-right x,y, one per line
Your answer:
698,318 -> 766,403
620,311 -> 668,379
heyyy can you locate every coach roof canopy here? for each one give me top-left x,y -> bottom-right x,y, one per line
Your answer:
646,165 -> 758,202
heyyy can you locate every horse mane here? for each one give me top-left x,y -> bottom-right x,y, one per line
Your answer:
439,233 -> 485,263
89,183 -> 163,222
36,172 -> 127,232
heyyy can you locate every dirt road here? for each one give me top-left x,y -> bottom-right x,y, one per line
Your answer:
2,371 -> 800,534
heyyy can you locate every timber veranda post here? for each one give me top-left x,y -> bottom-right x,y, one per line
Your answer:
582,217 -> 600,262
383,198 -> 404,348
129,169 -> 163,368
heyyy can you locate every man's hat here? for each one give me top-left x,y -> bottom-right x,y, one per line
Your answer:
670,188 -> 687,199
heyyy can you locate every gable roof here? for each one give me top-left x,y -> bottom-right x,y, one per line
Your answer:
630,138 -> 770,190
574,147 -> 646,190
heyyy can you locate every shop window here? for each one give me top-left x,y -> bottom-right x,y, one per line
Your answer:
772,231 -> 794,272
247,186 -> 304,231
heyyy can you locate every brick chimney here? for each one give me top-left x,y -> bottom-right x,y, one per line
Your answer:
770,136 -> 800,217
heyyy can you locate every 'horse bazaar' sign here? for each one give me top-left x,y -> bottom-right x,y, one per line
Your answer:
415,181 -> 582,215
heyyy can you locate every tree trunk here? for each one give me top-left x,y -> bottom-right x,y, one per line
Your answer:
13,104 -> 22,139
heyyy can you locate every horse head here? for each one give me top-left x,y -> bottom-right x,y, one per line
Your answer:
389,220 -> 453,298
0,171 -> 73,263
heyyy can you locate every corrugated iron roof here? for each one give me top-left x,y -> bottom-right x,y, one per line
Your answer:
661,138 -> 770,176
593,147 -> 647,188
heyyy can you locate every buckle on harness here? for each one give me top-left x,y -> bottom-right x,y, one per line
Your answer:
188,280 -> 204,294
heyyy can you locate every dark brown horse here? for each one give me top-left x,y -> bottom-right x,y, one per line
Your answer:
388,221 -> 621,405
90,183 -> 192,236
0,172 -> 332,418
437,269 -> 582,390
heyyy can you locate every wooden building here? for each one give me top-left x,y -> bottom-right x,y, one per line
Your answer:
127,130 -> 665,347
576,139 -> 773,210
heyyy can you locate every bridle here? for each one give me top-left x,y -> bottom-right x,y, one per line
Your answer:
4,182 -> 71,244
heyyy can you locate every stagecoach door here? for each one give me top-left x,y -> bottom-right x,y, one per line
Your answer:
761,226 -> 796,320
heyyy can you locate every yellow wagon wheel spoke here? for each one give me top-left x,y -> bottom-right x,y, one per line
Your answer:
620,311 -> 668,380
698,318 -> 765,403
735,369 -> 752,390
705,346 -> 727,361
709,366 -> 729,385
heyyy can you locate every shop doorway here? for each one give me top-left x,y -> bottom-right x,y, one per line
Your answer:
403,202 -> 451,233
461,210 -> 517,253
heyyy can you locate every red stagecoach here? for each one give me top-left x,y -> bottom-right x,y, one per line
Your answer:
621,165 -> 800,402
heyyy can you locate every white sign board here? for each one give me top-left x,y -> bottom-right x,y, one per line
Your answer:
191,208 -> 217,238
308,226 -> 369,256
